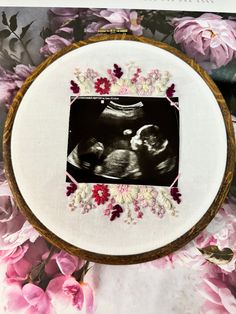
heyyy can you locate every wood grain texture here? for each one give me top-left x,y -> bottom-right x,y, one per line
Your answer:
3,35 -> 235,265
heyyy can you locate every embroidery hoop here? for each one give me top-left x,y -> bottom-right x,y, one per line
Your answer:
3,35 -> 235,265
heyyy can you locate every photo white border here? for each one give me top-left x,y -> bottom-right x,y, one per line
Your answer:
1,0 -> 236,13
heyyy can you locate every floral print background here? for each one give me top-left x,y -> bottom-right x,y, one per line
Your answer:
0,7 -> 236,314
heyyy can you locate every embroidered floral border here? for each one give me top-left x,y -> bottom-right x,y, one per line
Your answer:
67,62 -> 181,224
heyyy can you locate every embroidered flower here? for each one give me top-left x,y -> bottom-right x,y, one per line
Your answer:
70,80 -> 80,94
73,184 -> 92,204
92,184 -> 110,205
138,186 -> 158,207
66,183 -> 77,196
110,185 -> 138,204
110,79 -> 136,95
131,67 -> 141,84
170,187 -> 182,204
166,84 -> 176,98
136,77 -> 155,96
113,64 -> 123,79
94,77 -> 111,95
110,204 -> 123,221
147,69 -> 160,82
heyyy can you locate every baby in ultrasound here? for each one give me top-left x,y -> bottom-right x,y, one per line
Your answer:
68,124 -> 176,180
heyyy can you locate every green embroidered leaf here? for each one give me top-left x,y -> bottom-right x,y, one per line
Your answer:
20,21 -> 34,39
0,29 -> 11,39
9,37 -> 18,51
9,13 -> 18,32
2,12 -> 8,26
198,245 -> 234,265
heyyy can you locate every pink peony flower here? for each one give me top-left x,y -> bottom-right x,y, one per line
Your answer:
0,64 -> 34,107
172,13 -> 236,70
55,250 -> 82,275
0,181 -> 39,251
0,243 -> 29,265
40,34 -> 72,57
44,250 -> 83,277
86,9 -> 143,35
47,275 -> 93,313
199,266 -> 236,314
6,237 -> 48,283
48,8 -> 80,31
151,255 -> 174,269
6,282 -> 53,314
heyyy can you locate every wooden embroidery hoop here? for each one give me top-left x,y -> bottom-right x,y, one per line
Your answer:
3,35 -> 235,265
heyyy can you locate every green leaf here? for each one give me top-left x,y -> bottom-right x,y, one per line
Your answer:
20,21 -> 34,39
0,29 -> 11,39
9,37 -> 18,51
198,245 -> 234,265
2,12 -> 8,26
9,12 -> 18,32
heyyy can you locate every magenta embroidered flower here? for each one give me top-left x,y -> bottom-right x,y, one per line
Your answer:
110,204 -> 123,221
113,64 -> 123,79
172,13 -> 236,70
94,77 -> 111,95
166,84 -> 176,98
170,187 -> 181,204
70,80 -> 80,94
66,183 -> 77,196
92,184 -> 110,205
131,67 -> 141,84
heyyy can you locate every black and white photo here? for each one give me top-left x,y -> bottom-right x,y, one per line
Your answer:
67,96 -> 179,186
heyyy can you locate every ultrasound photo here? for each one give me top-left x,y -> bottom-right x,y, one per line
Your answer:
67,96 -> 179,186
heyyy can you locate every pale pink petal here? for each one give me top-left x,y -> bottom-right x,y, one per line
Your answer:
56,251 -> 80,275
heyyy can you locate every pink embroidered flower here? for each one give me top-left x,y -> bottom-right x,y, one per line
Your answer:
172,13 -> 236,70
136,77 -> 155,96
92,184 -> 110,205
86,9 -> 143,35
0,65 -> 34,108
94,77 -> 111,95
40,35 -> 72,57
199,266 -> 236,314
110,185 -> 138,204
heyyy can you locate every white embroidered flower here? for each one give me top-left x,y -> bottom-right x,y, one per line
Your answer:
156,188 -> 174,212
110,79 -> 136,95
74,183 -> 92,205
136,77 -> 155,96
110,184 -> 138,204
